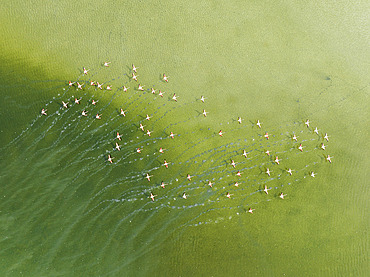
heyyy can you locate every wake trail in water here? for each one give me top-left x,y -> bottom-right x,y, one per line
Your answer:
0,63 -> 336,270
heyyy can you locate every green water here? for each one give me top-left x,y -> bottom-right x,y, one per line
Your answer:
0,1 -> 368,276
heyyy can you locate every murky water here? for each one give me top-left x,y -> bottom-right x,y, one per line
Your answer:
0,1 -> 368,276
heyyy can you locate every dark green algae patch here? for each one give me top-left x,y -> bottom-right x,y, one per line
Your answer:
0,59 -> 362,276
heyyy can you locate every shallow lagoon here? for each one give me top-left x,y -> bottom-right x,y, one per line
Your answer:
0,1 -> 368,276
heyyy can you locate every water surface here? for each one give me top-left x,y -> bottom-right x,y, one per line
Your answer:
0,1 -> 368,276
